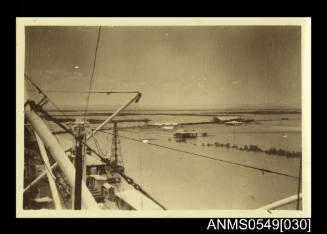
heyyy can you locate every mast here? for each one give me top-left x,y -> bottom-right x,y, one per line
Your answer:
110,122 -> 124,171
113,122 -> 118,164
25,83 -> 99,209
73,123 -> 86,210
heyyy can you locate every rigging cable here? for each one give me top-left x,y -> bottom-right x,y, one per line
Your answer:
32,144 -> 70,209
40,158 -> 70,209
137,122 -> 144,209
25,74 -> 70,120
31,119 -> 71,208
83,26 -> 101,122
26,100 -> 167,210
98,129 -> 299,180
93,136 -> 104,156
31,97 -> 299,181
25,82 -> 300,210
42,91 -> 140,94
25,74 -> 76,144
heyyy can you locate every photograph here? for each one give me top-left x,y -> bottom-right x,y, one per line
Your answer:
16,18 -> 311,217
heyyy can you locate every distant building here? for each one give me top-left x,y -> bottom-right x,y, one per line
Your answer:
153,122 -> 178,126
162,126 -> 175,130
174,129 -> 197,138
225,120 -> 243,126
213,116 -> 242,123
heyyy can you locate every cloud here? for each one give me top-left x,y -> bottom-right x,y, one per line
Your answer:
232,80 -> 241,85
74,71 -> 83,76
45,69 -> 59,75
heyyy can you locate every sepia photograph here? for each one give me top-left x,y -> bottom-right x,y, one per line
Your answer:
16,18 -> 311,217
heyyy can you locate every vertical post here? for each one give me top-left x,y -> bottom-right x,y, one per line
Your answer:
74,127 -> 85,210
82,142 -> 87,182
25,85 -> 98,209
26,156 -> 33,208
113,122 -> 118,163
296,158 -> 302,210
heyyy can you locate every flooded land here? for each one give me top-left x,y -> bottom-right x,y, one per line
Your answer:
46,110 -> 302,210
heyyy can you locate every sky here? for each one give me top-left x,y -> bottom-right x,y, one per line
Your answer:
25,26 -> 301,110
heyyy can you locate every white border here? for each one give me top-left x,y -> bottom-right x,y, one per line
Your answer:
16,17 -> 311,218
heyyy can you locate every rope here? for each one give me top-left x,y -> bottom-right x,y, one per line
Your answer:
43,91 -> 140,94
98,129 -> 299,180
30,131 -> 71,209
25,74 -> 75,147
27,100 -> 167,210
93,136 -> 104,156
25,74 -> 70,120
25,84 -> 300,210
138,122 -> 144,209
83,26 -> 101,122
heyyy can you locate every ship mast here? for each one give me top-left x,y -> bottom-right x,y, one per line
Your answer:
72,121 -> 88,210
112,122 -> 118,164
110,122 -> 124,171
107,119 -> 149,180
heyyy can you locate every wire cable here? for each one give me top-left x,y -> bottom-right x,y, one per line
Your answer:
83,26 -> 101,122
25,74 -> 70,120
32,130 -> 71,209
99,129 -> 299,179
43,91 -> 140,94
26,87 -> 300,210
26,100 -> 167,209
28,99 -> 299,180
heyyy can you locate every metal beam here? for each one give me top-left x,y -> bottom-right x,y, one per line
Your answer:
23,162 -> 58,193
25,105 -> 99,209
257,194 -> 302,210
34,132 -> 62,209
296,159 -> 302,210
87,92 -> 141,139
73,131 -> 84,210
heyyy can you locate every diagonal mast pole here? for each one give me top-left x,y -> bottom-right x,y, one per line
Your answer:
23,92 -> 142,192
34,132 -> 62,209
25,85 -> 99,209
87,92 -> 141,140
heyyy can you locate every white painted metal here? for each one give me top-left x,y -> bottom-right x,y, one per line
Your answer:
25,107 -> 99,209
34,132 -> 62,209
23,162 -> 58,193
257,193 -> 302,210
88,93 -> 141,139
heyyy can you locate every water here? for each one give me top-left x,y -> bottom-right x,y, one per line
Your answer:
51,112 -> 301,209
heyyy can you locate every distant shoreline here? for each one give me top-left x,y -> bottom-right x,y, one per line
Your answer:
46,110 -> 301,117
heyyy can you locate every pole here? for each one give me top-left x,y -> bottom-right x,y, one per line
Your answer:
24,84 -> 99,209
113,122 -> 118,163
25,106 -> 99,209
296,158 -> 302,210
74,130 -> 84,210
257,193 -> 302,210
34,132 -> 62,209
24,163 -> 58,193
88,92 -> 141,139
63,92 -> 142,154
